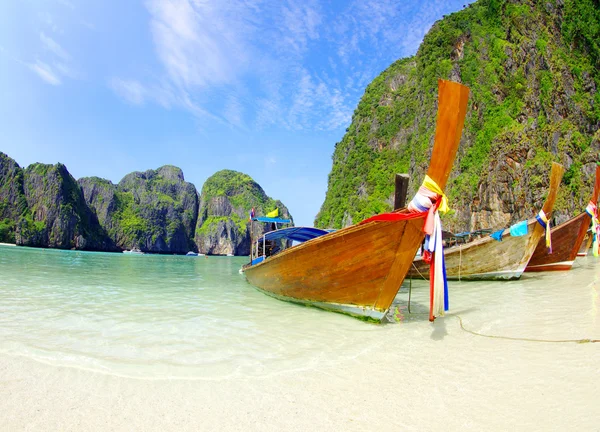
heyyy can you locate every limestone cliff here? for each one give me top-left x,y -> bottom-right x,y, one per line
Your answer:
316,0 -> 600,233
0,153 -> 292,254
195,170 -> 292,255
79,166 -> 199,254
15,163 -> 115,250
0,152 -> 28,243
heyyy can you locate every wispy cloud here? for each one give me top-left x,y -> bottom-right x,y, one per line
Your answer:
57,0 -> 75,9
111,0 -> 469,131
40,32 -> 70,61
109,78 -> 146,105
29,31 -> 79,85
29,61 -> 61,86
147,0 -> 253,89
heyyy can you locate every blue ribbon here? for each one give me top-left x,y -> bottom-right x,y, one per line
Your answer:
490,229 -> 504,241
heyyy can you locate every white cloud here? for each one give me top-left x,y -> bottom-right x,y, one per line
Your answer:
277,2 -> 322,55
147,0 -> 252,89
109,78 -> 147,105
57,0 -> 75,9
29,61 -> 61,86
117,0 -> 467,132
223,94 -> 245,129
40,32 -> 70,61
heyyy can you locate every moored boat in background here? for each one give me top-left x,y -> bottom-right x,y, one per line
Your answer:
123,248 -> 144,255
409,162 -> 565,280
241,79 -> 470,321
525,165 -> 600,272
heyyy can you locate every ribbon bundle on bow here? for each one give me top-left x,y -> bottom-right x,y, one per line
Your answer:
535,210 -> 552,253
585,201 -> 599,257
408,175 -> 449,322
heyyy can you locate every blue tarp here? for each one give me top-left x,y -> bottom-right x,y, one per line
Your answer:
252,217 -> 292,224
259,226 -> 331,243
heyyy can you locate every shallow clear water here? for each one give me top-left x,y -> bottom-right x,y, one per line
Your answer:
1,245 -> 599,379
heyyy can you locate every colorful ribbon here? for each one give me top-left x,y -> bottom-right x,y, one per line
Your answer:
535,210 -> 552,253
408,175 -> 449,322
585,201 -> 599,257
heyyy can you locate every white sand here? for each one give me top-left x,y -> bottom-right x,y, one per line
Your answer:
1,315 -> 597,432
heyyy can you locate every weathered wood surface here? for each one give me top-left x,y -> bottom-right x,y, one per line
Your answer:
525,214 -> 588,271
394,174 -> 410,210
577,231 -> 593,257
243,80 -> 470,320
409,162 -> 565,280
244,217 -> 426,320
526,165 -> 600,271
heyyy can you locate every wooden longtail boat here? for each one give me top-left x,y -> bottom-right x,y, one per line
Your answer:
577,230 -> 593,257
525,165 -> 600,271
241,80 -> 470,321
408,162 -> 565,281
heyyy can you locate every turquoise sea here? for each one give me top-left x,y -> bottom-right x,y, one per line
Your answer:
0,245 -> 385,379
1,244 -> 599,381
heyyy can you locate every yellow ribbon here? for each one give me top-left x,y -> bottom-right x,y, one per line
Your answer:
537,210 -> 552,252
422,175 -> 449,214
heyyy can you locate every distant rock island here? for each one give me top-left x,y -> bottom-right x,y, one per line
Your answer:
0,152 -> 291,255
195,170 -> 291,256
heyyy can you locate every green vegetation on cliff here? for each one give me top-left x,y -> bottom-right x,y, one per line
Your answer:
14,162 -> 112,249
80,165 -> 199,253
0,152 -> 29,242
195,170 -> 292,255
1,154 -> 292,254
200,170 -> 280,215
316,0 -> 600,231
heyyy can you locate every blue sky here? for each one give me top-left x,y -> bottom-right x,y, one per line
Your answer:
0,0 -> 469,227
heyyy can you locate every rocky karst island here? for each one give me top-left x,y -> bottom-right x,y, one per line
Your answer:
0,152 -> 291,255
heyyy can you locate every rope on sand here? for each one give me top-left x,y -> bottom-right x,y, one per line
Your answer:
452,314 -> 599,344
406,266 -> 599,344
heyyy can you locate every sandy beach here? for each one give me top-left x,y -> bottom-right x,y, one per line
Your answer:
1,311 -> 598,431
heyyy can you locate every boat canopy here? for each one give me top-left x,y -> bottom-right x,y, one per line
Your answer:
252,217 -> 292,224
260,226 -> 331,243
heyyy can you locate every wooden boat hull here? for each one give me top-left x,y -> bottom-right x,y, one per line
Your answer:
527,164 -> 600,269
525,212 -> 589,272
409,162 -> 564,281
409,219 -> 541,280
244,216 -> 427,320
577,231 -> 593,257
242,79 -> 470,321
